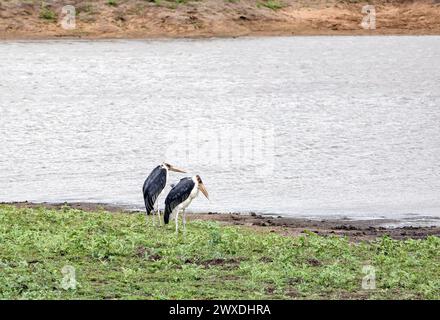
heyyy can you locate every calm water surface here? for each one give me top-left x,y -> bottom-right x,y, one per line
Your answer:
1,37 -> 439,223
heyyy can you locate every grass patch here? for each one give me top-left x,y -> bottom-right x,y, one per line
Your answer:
258,0 -> 284,10
107,0 -> 118,6
0,205 -> 439,299
39,7 -> 56,21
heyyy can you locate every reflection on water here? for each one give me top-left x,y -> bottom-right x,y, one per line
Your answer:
1,36 -> 439,222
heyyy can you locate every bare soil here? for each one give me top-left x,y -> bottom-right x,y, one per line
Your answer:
5,201 -> 440,241
1,0 -> 440,40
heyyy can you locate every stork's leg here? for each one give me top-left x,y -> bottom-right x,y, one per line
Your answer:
147,211 -> 152,227
150,206 -> 155,227
151,210 -> 156,227
182,209 -> 187,235
156,201 -> 162,227
175,210 -> 180,234
151,201 -> 157,227
158,209 -> 162,227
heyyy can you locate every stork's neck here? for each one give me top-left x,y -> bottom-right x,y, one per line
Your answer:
192,176 -> 198,187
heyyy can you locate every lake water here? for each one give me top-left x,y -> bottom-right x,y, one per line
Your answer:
1,36 -> 439,224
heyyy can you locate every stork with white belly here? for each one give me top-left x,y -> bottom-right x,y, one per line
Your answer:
142,163 -> 186,226
164,175 -> 209,233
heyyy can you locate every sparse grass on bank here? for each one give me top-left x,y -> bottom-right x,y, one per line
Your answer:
0,205 -> 439,299
258,0 -> 285,10
2,0 -> 440,39
106,0 -> 118,7
39,6 -> 57,21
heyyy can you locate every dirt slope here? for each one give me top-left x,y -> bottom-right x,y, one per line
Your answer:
1,0 -> 440,39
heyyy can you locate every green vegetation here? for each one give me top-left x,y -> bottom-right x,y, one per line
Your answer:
107,0 -> 118,6
258,0 -> 284,10
0,205 -> 439,299
39,6 -> 56,21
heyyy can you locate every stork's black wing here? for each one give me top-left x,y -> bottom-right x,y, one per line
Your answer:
164,177 -> 195,224
142,165 -> 167,214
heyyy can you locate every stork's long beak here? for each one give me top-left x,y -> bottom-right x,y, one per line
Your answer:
198,182 -> 209,200
169,165 -> 186,173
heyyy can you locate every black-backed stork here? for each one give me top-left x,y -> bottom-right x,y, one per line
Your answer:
142,163 -> 186,226
164,175 -> 209,233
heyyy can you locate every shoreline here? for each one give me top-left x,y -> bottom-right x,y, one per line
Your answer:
4,201 -> 440,241
2,33 -> 440,43
3,29 -> 440,41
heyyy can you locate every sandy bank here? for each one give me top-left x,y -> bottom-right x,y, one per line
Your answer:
1,0 -> 440,40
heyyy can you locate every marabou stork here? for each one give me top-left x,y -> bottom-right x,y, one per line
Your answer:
142,163 -> 186,226
164,175 -> 209,233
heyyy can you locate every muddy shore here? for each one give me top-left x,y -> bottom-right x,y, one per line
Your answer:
1,0 -> 440,40
4,201 -> 440,241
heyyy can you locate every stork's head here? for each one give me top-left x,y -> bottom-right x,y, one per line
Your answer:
163,162 -> 186,173
196,175 -> 209,200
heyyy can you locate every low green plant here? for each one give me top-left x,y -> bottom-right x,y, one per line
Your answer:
258,0 -> 284,10
39,7 -> 56,21
107,0 -> 118,6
